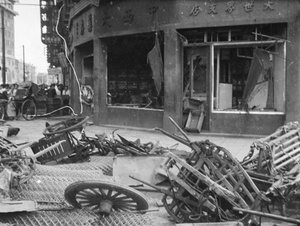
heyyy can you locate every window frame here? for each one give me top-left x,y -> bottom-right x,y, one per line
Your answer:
211,40 -> 286,115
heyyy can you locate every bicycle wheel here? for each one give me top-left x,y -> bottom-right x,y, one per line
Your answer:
21,99 -> 37,120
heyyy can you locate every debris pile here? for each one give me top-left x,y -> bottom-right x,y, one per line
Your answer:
146,120 -> 300,225
241,121 -> 300,217
3,116 -> 300,226
31,116 -> 171,165
0,137 -> 35,201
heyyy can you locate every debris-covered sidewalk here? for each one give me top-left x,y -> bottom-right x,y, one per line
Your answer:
1,117 -> 300,225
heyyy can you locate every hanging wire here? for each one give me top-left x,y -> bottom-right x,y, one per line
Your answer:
55,4 -> 83,115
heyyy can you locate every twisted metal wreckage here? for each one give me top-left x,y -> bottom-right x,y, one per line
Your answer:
1,117 -> 300,225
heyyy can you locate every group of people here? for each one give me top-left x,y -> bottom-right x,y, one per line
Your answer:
0,83 -> 71,120
38,83 -> 70,98
0,83 -> 18,101
0,83 -> 20,120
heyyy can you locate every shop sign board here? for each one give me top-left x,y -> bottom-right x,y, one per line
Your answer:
47,67 -> 62,76
88,0 -> 282,35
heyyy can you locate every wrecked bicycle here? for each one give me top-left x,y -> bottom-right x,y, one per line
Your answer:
30,116 -> 111,164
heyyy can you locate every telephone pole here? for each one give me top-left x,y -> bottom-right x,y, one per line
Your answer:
1,7 -> 5,84
23,45 -> 25,81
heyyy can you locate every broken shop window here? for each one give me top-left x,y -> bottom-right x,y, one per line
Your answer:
105,32 -> 164,109
180,23 -> 287,114
213,43 -> 285,113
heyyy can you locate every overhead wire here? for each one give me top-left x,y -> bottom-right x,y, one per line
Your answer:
14,3 -> 40,6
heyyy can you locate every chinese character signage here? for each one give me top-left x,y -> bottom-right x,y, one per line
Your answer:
187,0 -> 276,17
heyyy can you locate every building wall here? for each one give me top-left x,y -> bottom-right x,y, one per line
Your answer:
286,12 -> 300,123
0,0 -> 19,84
68,0 -> 300,134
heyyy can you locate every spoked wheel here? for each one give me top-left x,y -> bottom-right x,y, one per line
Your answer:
43,116 -> 89,136
64,181 -> 149,215
21,99 -> 37,120
162,186 -> 218,223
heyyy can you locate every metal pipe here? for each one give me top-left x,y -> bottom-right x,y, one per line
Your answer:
168,116 -> 191,143
155,127 -> 190,147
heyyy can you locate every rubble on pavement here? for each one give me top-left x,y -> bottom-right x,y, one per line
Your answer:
2,117 -> 300,225
0,137 -> 35,203
146,120 -> 300,225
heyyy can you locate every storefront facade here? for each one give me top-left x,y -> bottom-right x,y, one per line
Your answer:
67,0 -> 300,135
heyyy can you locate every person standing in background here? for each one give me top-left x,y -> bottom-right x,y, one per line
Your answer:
55,84 -> 61,96
0,84 -> 9,119
47,84 -> 57,98
62,86 -> 70,96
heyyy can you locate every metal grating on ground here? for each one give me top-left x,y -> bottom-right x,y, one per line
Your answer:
53,156 -> 114,176
1,156 -> 154,226
1,210 -> 154,226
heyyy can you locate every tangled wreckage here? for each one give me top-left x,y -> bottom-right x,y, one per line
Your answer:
1,117 -> 300,225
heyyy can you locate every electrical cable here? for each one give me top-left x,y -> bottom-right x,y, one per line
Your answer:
36,105 -> 76,117
55,4 -> 83,115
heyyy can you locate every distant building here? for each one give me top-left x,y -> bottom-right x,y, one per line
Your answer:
0,0 -> 40,84
14,59 -> 36,83
36,72 -> 48,85
0,0 -> 18,84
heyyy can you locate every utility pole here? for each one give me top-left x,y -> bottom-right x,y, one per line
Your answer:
1,8 -> 5,84
23,45 -> 25,81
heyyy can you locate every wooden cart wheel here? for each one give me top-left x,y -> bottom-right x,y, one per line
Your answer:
21,99 -> 37,121
161,185 -> 219,223
43,116 -> 89,136
64,180 -> 149,215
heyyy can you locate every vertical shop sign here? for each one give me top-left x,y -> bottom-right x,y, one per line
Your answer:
123,9 -> 134,24
80,20 -> 85,35
263,0 -> 274,11
68,34 -> 73,47
76,22 -> 79,38
226,1 -> 235,13
244,1 -> 254,12
88,14 -> 93,32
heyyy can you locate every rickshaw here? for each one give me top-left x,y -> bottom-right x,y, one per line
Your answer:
13,81 -> 71,120
13,81 -> 43,120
